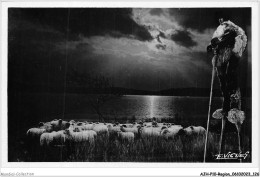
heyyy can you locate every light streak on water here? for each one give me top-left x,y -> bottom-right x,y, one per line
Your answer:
149,96 -> 155,118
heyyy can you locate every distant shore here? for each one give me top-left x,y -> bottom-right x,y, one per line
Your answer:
9,85 -> 252,97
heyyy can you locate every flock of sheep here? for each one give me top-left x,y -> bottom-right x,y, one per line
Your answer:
26,119 -> 206,147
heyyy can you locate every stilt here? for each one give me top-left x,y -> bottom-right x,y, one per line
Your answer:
218,117 -> 226,155
236,123 -> 242,163
203,55 -> 217,162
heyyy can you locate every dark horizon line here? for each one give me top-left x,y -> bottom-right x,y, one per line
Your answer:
9,85 -> 252,97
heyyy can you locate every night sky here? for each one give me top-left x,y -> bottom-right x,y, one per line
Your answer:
8,8 -> 251,92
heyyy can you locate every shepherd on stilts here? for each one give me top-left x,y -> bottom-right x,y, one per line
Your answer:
204,19 -> 247,162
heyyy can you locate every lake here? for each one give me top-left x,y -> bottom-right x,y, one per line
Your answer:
8,92 -> 251,129
59,94 -> 250,126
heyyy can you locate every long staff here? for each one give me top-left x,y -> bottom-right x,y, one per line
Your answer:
203,54 -> 217,162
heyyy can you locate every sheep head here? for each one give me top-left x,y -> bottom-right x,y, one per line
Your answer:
65,122 -> 71,129
138,121 -> 143,125
69,120 -> 76,124
64,128 -> 73,136
219,18 -> 224,25
161,128 -> 169,135
152,121 -> 157,125
137,126 -> 143,134
177,128 -> 186,136
120,126 -> 126,132
64,129 -> 70,135
38,122 -> 44,127
74,127 -> 81,132
161,126 -> 167,131
77,122 -> 83,126
107,124 -> 112,129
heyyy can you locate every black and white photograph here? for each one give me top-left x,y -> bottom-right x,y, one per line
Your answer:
1,1 -> 260,176
6,7 -> 253,162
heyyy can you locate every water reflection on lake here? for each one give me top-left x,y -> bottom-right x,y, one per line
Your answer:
64,95 -> 230,125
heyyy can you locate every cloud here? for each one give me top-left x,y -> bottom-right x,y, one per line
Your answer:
149,8 -> 164,16
155,43 -> 166,50
170,30 -> 197,48
158,31 -> 166,39
168,8 -> 251,32
9,8 -> 153,42
132,8 -> 180,33
189,28 -> 215,52
132,8 -> 201,49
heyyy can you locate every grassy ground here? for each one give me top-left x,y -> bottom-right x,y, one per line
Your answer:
21,131 -> 250,162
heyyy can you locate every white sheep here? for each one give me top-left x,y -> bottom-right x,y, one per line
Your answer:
40,133 -> 52,146
83,123 -> 95,130
131,122 -> 141,128
138,126 -> 161,137
69,120 -> 76,124
27,128 -> 46,139
107,124 -> 121,134
122,123 -> 137,128
76,122 -> 86,126
73,126 -> 85,132
117,131 -> 134,142
151,126 -> 165,132
92,124 -> 109,135
97,122 -> 107,126
120,126 -> 139,136
50,119 -> 69,131
64,129 -> 97,144
68,122 -> 88,132
167,123 -> 175,127
40,130 -> 66,146
191,126 -> 206,135
143,122 -> 153,127
52,130 -> 66,145
39,122 -> 53,132
181,126 -> 206,136
161,125 -> 183,140
156,123 -> 165,127
66,122 -> 87,132
167,125 -> 183,130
